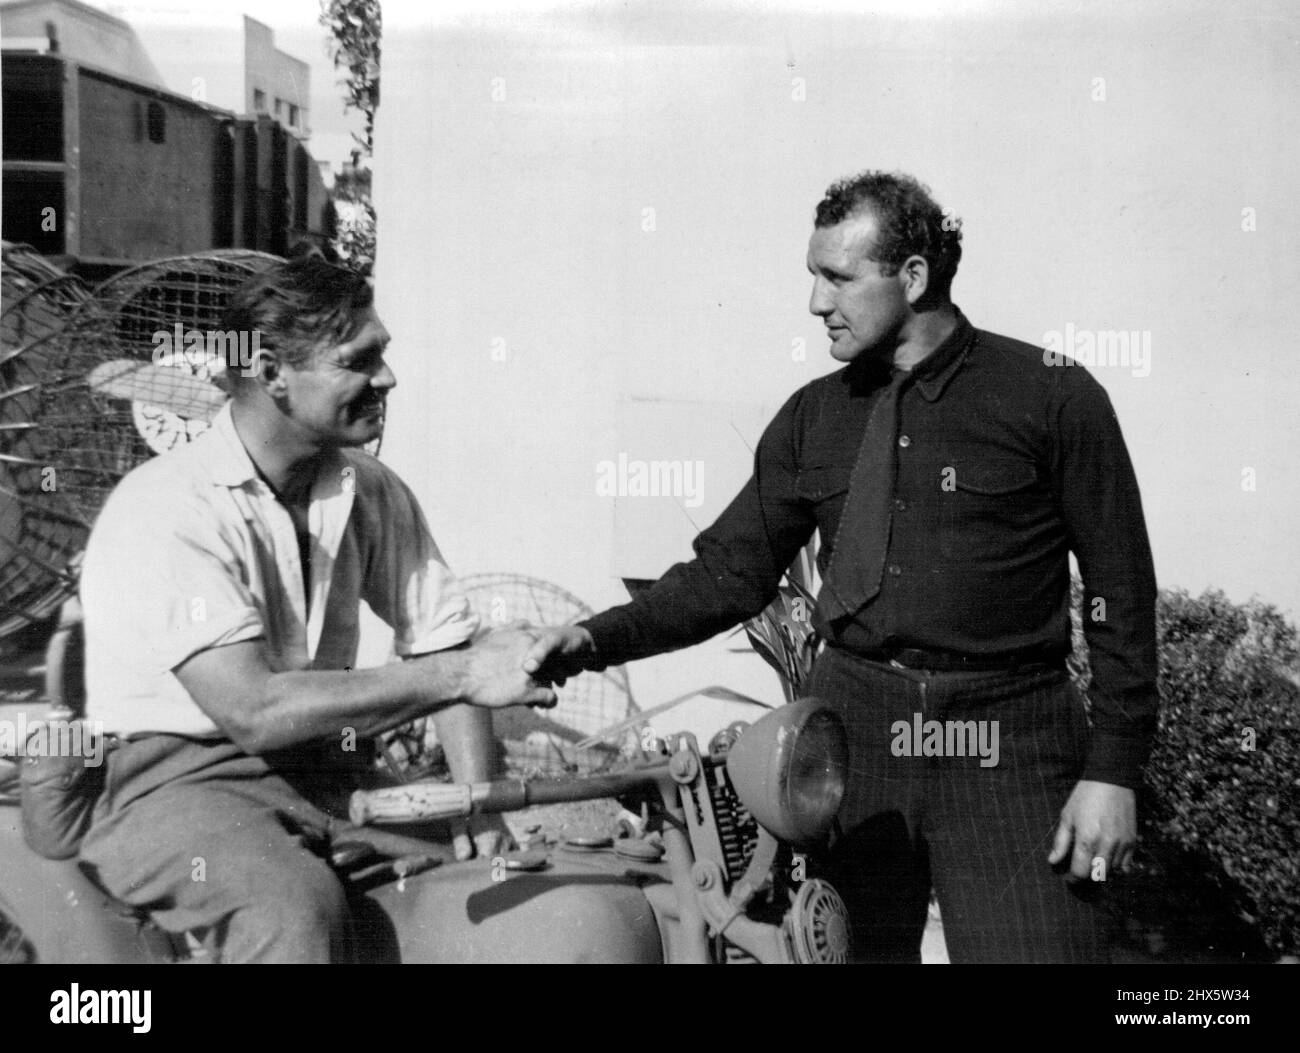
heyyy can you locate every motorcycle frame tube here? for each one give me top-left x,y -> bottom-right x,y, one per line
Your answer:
654,776 -> 712,964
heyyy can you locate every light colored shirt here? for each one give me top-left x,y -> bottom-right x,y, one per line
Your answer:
81,403 -> 478,738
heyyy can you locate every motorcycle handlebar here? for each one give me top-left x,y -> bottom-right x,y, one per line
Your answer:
348,760 -> 676,827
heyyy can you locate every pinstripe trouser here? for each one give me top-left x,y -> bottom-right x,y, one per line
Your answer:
806,647 -> 1108,964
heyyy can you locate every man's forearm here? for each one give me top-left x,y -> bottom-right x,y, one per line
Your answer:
1073,521 -> 1159,787
245,648 -> 473,752
580,519 -> 798,669
580,564 -> 773,669
580,393 -> 815,669
1074,571 -> 1158,788
179,630 -> 553,756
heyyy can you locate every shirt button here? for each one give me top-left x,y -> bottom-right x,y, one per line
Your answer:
893,499 -> 907,512
888,564 -> 902,576
898,435 -> 911,448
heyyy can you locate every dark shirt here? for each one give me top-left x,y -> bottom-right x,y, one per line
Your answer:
581,310 -> 1159,788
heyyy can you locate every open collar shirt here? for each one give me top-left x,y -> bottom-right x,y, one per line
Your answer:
81,403 -> 478,738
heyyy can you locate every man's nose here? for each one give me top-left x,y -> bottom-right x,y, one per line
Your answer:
809,277 -> 833,317
373,359 -> 397,390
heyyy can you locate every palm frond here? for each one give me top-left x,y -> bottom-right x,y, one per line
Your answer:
741,559 -> 821,703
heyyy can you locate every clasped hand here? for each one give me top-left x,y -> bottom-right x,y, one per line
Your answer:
448,623 -> 594,862
463,622 -> 595,709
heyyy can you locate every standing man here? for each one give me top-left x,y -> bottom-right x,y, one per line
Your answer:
527,171 -> 1157,963
77,257 -> 557,962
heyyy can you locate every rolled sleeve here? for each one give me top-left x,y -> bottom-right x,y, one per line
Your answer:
149,533 -> 266,672
80,480 -> 268,737
83,493 -> 265,678
359,467 -> 479,656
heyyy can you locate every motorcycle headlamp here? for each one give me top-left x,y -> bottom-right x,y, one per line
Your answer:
724,698 -> 848,847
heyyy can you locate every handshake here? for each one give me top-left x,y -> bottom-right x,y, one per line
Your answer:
458,622 -> 598,711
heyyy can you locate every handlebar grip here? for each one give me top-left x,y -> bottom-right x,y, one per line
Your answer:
349,782 -> 474,826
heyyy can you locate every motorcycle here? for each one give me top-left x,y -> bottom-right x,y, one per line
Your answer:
0,611 -> 851,965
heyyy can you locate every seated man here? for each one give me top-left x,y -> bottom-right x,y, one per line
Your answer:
77,257 -> 556,963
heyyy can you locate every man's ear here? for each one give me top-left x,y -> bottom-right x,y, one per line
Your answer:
251,347 -> 289,397
900,254 -> 930,305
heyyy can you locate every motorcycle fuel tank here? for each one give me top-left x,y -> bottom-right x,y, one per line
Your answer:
0,803 -> 163,964
362,847 -> 668,964
3,801 -> 675,964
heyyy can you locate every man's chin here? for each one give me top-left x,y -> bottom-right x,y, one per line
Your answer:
829,341 -> 893,371
828,339 -> 865,363
336,415 -> 384,447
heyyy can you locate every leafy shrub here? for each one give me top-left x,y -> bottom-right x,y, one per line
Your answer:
1070,580 -> 1300,958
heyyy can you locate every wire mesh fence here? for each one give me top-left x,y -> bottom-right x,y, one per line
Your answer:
0,245 -> 281,640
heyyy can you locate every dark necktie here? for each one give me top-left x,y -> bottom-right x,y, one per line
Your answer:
819,368 -> 912,623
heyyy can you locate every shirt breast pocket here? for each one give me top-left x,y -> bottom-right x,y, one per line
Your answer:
951,461 -> 1039,497
940,459 -> 1042,559
796,466 -> 850,539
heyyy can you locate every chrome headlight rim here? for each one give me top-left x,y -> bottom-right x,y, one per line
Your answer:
726,697 -> 849,846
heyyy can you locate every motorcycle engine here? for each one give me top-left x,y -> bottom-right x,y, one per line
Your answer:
710,765 -> 760,883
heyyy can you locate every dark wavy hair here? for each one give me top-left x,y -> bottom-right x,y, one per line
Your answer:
221,257 -> 374,379
815,171 -> 963,296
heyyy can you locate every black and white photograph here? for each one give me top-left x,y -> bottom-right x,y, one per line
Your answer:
0,0 -> 1295,1020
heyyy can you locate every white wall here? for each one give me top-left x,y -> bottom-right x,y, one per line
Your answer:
372,0 -> 1300,733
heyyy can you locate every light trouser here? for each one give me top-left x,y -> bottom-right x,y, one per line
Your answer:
79,735 -> 397,963
805,647 -> 1109,964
